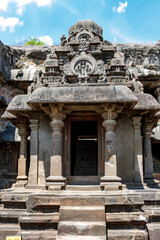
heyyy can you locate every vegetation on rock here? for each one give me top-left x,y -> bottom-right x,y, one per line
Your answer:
25,37 -> 45,45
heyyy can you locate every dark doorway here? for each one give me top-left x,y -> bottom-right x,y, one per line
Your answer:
71,121 -> 98,176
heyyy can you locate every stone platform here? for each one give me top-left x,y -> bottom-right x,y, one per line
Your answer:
0,187 -> 160,240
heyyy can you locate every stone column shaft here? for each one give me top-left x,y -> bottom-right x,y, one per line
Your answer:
101,111 -> 121,191
14,123 -> 29,188
50,119 -> 64,177
46,116 -> 66,190
103,119 -> 117,177
143,119 -> 154,183
27,119 -> 39,187
132,117 -> 143,184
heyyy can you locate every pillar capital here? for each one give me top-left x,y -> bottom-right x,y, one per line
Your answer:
17,124 -> 30,139
49,105 -> 66,121
102,110 -> 117,120
132,116 -> 142,126
29,119 -> 39,131
50,119 -> 65,132
143,118 -> 154,138
102,119 -> 117,132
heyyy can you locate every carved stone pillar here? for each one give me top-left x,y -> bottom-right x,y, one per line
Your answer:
101,111 -> 122,190
26,119 -> 39,188
14,122 -> 30,188
46,110 -> 66,190
143,118 -> 154,184
132,117 -> 143,184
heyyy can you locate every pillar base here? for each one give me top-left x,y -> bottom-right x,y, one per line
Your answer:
25,184 -> 46,190
144,174 -> 154,183
46,176 -> 66,190
144,175 -> 157,187
126,183 -> 146,189
12,181 -> 27,188
100,176 -> 122,191
12,176 -> 28,188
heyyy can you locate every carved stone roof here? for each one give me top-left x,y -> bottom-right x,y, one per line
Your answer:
69,20 -> 103,39
27,86 -> 138,105
1,110 -> 17,120
134,93 -> 160,110
7,95 -> 32,112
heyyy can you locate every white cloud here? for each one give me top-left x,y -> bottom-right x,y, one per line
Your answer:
0,0 -> 56,15
113,36 -> 117,43
0,16 -> 23,32
111,26 -> 142,43
0,0 -> 10,11
39,35 -> 53,45
113,1 -> 128,14
59,1 -> 78,16
101,0 -> 105,6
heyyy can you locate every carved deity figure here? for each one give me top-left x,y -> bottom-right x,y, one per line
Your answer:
132,74 -> 144,93
60,34 -> 67,46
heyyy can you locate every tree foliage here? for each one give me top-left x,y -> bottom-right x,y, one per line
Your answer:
25,37 -> 45,46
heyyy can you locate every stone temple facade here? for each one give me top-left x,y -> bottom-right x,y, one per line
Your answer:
0,20 -> 160,239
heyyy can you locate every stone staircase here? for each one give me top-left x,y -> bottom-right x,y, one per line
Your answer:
18,192 -> 60,240
0,191 -> 28,240
0,189 -> 160,240
57,196 -> 106,240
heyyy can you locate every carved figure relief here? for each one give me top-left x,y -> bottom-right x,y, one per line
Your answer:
74,60 -> 92,78
78,33 -> 91,43
70,52 -> 96,78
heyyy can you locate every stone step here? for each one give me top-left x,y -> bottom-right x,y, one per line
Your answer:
27,194 -> 61,212
57,236 -> 106,240
107,229 -> 148,240
19,212 -> 59,229
1,192 -> 29,209
0,209 -> 26,223
66,185 -> 100,191
58,221 -> 106,236
143,208 -> 160,219
0,223 -> 20,240
106,212 -> 148,224
19,230 -> 57,240
60,196 -> 104,206
59,206 -> 105,222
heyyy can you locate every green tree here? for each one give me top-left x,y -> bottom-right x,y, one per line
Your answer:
25,37 -> 45,45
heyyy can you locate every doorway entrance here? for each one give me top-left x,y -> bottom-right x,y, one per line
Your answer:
71,121 -> 98,176
64,115 -> 103,184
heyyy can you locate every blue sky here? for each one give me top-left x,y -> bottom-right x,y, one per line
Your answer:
0,0 -> 159,45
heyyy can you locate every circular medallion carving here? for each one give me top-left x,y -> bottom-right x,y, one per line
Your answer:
74,60 -> 92,78
78,34 -> 91,43
76,30 -> 93,43
70,52 -> 97,78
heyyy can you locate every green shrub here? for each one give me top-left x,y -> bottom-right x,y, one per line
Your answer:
25,37 -> 45,45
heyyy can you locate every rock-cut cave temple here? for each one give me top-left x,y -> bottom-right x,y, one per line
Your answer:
0,20 -> 160,239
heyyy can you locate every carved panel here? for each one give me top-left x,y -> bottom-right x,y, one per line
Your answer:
71,52 -> 96,78
74,60 -> 92,78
